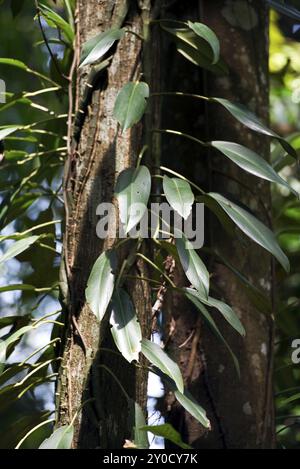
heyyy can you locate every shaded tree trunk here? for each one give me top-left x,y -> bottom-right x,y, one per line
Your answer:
160,0 -> 275,449
57,0 -> 153,449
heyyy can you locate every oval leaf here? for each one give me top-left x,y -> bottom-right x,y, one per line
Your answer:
85,250 -> 116,321
213,98 -> 297,159
113,82 -> 149,132
80,28 -> 125,68
187,21 -> 220,64
0,236 -> 39,265
161,26 -> 227,75
39,425 -> 74,449
110,289 -> 142,363
141,338 -> 184,393
212,141 -> 298,197
163,175 -> 194,220
175,233 -> 209,298
38,3 -> 74,45
174,389 -> 210,429
115,165 -> 151,234
189,289 -> 245,337
127,399 -> 149,449
0,126 -> 20,140
208,192 -> 290,272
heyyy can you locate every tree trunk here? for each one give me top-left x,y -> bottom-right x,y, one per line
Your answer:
160,0 -> 275,449
201,0 -> 275,449
57,0 -> 153,449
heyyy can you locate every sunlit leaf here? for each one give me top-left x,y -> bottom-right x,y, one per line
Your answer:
163,175 -> 194,220
39,425 -> 74,449
174,389 -> 210,428
0,58 -> 59,86
113,82 -> 149,132
211,141 -> 298,197
139,423 -> 191,449
115,165 -> 151,233
0,236 -> 39,265
213,98 -> 297,159
85,250 -> 116,321
162,26 -> 227,74
176,233 -> 209,298
190,289 -> 245,337
0,284 -> 37,293
110,289 -> 142,363
128,400 -> 149,449
208,192 -> 290,272
0,126 -> 20,140
141,339 -> 184,393
187,21 -> 220,64
80,28 -> 125,67
39,3 -> 74,45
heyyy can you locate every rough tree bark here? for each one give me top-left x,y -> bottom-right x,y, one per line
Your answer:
163,0 -> 275,449
202,0 -> 275,449
57,0 -> 154,449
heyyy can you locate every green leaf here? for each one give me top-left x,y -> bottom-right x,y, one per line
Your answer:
185,288 -> 240,376
113,82 -> 149,132
0,325 -> 34,369
175,233 -> 209,298
115,165 -> 151,234
80,28 -> 125,67
0,284 -> 37,293
0,315 -> 27,328
212,98 -> 297,159
39,3 -> 74,45
0,126 -> 20,140
0,236 -> 39,265
190,289 -> 245,337
85,250 -> 116,321
110,289 -> 142,363
187,21 -> 220,64
128,400 -> 149,449
174,389 -> 210,428
39,425 -> 74,449
0,58 -> 27,71
139,423 -> 191,449
0,58 -> 59,86
163,175 -> 194,220
208,192 -> 290,272
141,338 -> 184,393
211,141 -> 298,197
162,26 -> 227,75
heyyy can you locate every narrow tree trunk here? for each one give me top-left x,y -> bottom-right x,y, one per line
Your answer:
57,0 -> 153,449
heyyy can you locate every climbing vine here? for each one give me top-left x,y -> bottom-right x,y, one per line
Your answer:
0,0 -> 299,450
